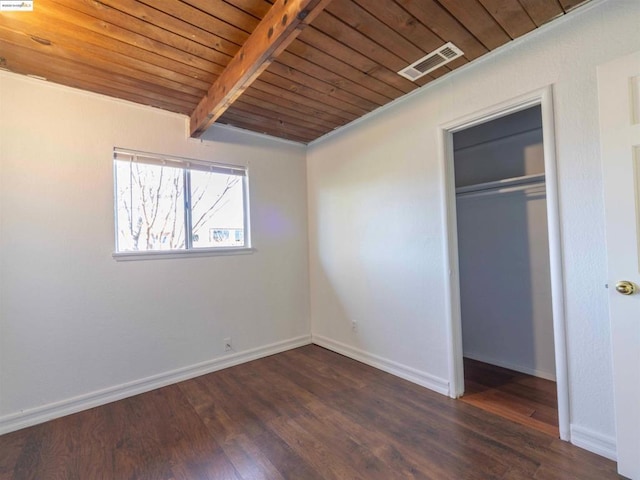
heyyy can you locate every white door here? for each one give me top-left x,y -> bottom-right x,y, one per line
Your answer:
598,50 -> 640,479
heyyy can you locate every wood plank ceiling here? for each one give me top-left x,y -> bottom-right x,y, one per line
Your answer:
0,0 -> 590,143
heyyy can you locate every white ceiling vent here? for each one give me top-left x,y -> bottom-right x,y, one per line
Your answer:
398,42 -> 464,81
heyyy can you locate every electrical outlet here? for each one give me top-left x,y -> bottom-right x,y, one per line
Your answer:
224,337 -> 233,352
351,320 -> 358,332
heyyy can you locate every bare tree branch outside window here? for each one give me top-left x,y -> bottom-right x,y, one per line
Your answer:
115,161 -> 245,252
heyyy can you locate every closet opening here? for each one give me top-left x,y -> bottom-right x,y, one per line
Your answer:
440,89 -> 569,440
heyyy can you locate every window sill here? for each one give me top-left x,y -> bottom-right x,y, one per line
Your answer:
112,247 -> 255,262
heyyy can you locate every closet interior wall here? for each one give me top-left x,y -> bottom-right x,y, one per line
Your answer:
454,106 -> 556,380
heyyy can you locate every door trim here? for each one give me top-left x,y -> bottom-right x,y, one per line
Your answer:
438,85 -> 570,441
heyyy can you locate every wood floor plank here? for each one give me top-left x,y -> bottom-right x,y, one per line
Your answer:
218,434 -> 287,480
267,414 -> 369,480
461,357 -> 560,437
461,393 -> 558,437
0,346 -> 622,479
338,373 -> 542,477
464,389 -> 538,417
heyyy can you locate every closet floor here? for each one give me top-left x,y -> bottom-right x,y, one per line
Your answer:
461,358 -> 559,437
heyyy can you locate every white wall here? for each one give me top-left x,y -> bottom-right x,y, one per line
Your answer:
0,72 -> 310,432
307,0 -> 640,457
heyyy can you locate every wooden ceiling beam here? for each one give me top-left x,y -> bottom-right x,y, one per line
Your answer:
189,0 -> 332,137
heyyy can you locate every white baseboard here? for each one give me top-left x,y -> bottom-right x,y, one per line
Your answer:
463,351 -> 557,381
570,424 -> 617,461
0,335 -> 312,436
312,334 -> 449,396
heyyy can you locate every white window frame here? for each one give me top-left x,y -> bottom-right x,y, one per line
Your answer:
112,148 -> 253,261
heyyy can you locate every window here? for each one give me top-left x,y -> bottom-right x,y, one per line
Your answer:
113,148 -> 249,257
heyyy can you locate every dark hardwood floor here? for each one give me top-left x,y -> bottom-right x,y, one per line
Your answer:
0,345 -> 622,479
461,358 -> 560,437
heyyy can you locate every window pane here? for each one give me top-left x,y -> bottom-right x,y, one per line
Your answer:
115,160 -> 185,251
190,170 -> 245,248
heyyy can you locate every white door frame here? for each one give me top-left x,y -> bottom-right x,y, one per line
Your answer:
438,85 -> 570,441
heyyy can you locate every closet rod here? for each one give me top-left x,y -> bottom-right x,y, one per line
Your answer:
456,181 -> 545,199
456,173 -> 545,195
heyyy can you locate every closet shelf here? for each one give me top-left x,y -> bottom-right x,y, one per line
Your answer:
455,173 -> 545,195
